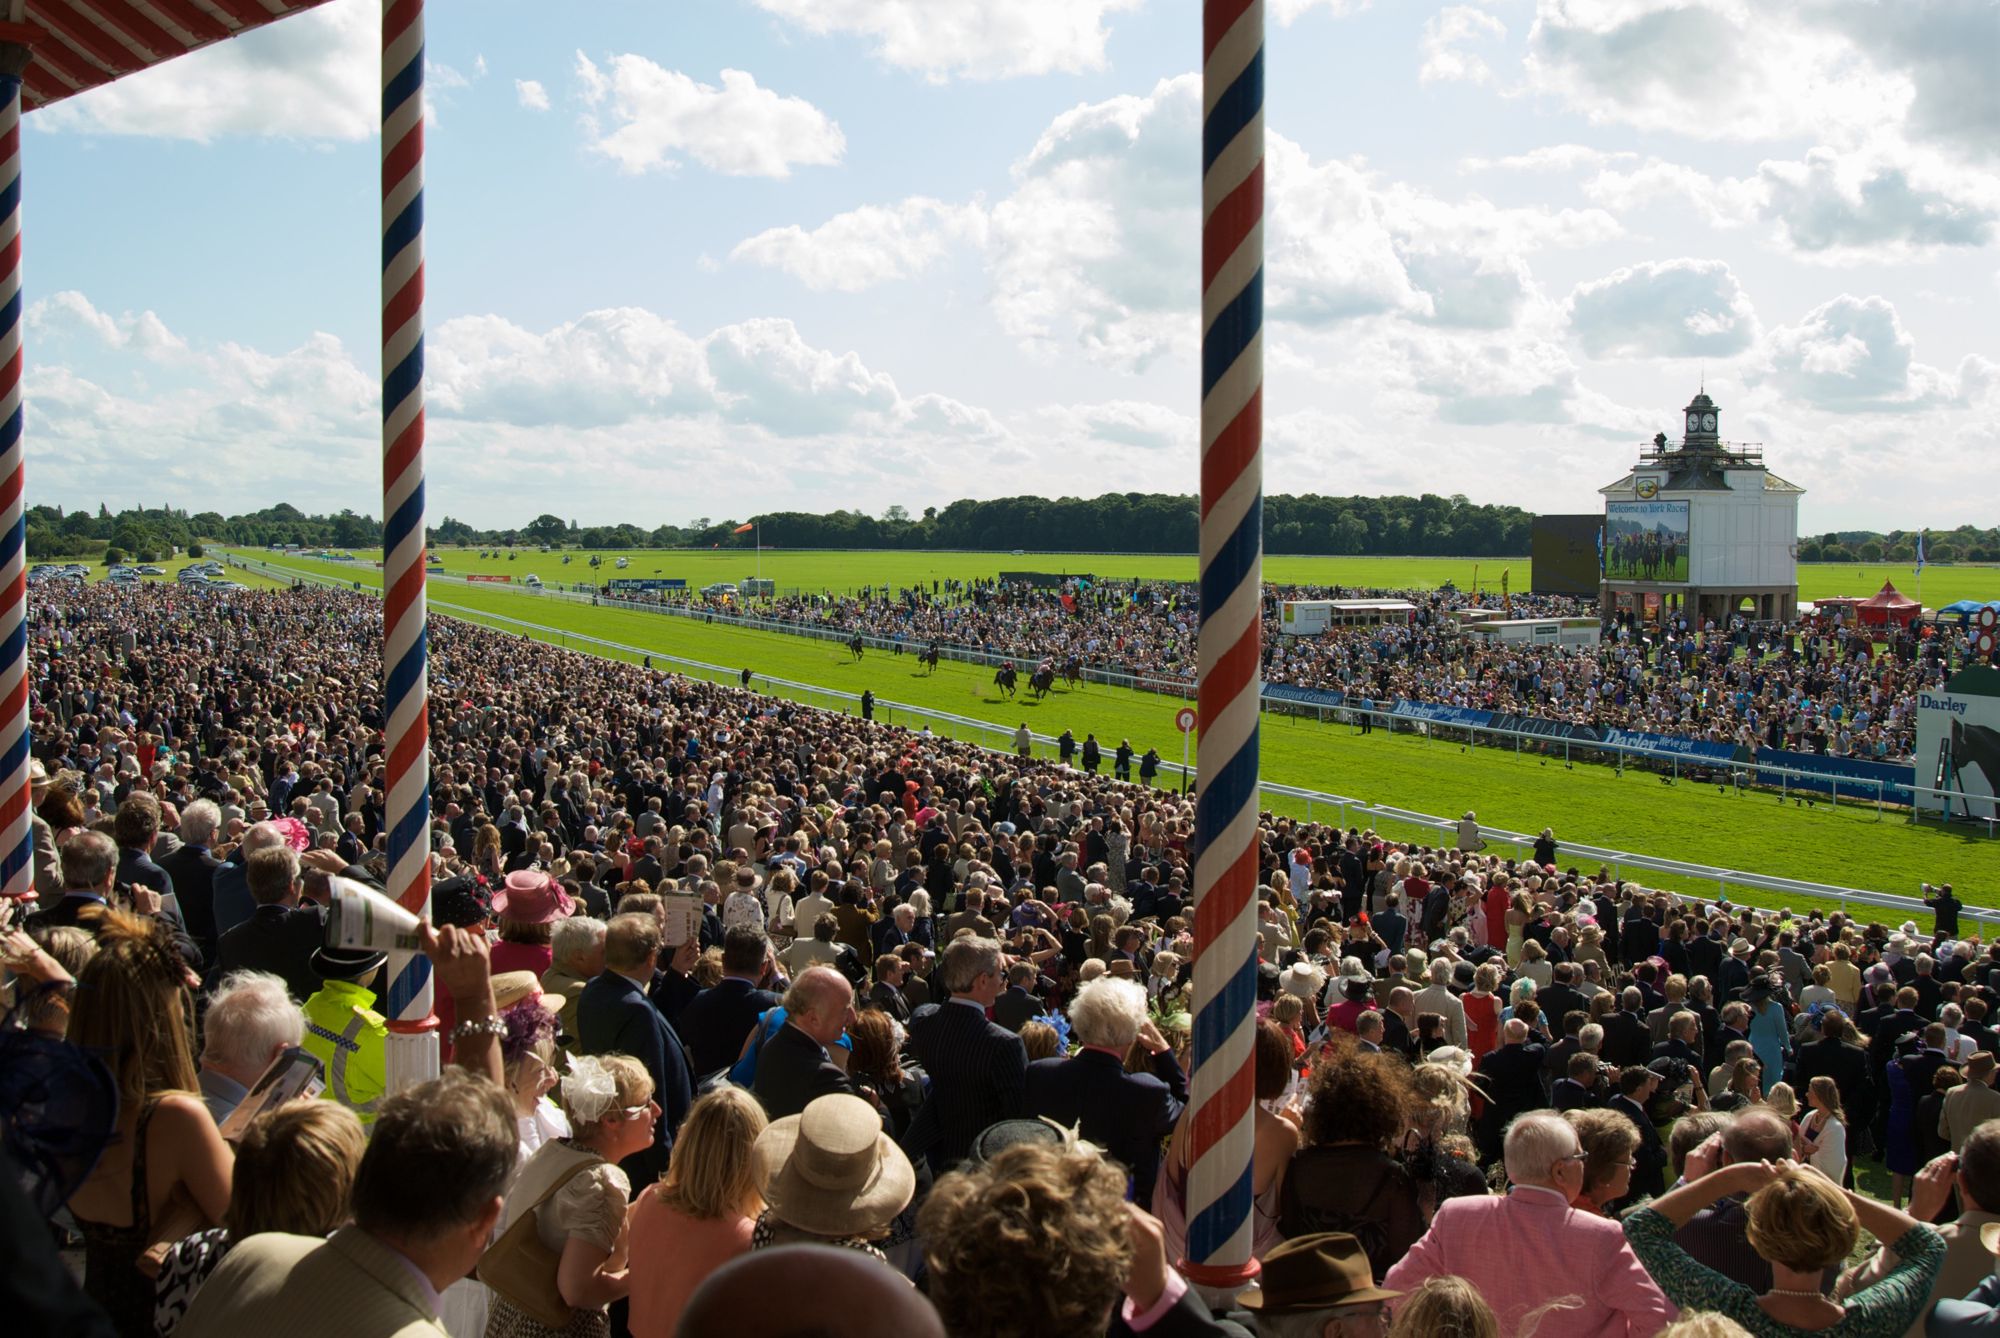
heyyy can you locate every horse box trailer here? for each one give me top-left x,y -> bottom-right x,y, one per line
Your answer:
1459,617 -> 1602,648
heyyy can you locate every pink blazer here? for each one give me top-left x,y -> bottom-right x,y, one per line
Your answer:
1382,1187 -> 1675,1338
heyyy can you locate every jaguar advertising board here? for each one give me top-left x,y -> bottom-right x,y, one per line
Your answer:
1915,667 -> 2000,820
1604,500 -> 1690,583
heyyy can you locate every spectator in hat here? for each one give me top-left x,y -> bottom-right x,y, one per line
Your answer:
299,941 -> 390,1130
1940,1051 -> 2000,1153
490,869 -> 572,979
752,1092 -> 916,1259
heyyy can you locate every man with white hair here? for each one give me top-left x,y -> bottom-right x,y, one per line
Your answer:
542,915 -> 606,1044
162,798 -> 227,960
198,970 -> 306,1125
1384,1111 -> 1673,1336
1022,976 -> 1185,1208
1412,956 -> 1468,1049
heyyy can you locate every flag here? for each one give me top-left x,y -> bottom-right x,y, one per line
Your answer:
1596,524 -> 1605,574
1915,530 -> 1926,574
733,522 -> 755,535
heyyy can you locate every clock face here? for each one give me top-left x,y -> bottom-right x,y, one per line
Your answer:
1687,412 -> 1701,431
1702,413 -> 1716,431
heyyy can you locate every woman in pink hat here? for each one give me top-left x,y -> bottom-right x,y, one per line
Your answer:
491,869 -> 576,979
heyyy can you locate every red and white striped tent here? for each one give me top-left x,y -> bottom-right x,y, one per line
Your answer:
14,0 -> 330,109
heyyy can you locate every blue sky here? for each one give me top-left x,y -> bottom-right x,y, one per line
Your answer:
21,0 -> 2000,532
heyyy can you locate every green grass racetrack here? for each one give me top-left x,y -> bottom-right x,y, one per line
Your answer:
232,549 -> 1996,922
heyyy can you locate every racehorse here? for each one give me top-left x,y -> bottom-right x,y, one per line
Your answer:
848,635 -> 865,661
1060,656 -> 1083,689
919,645 -> 941,675
1029,668 -> 1056,700
994,665 -> 1018,698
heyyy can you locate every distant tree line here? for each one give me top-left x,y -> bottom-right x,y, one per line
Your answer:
26,498 -> 1998,564
1799,528 -> 2000,564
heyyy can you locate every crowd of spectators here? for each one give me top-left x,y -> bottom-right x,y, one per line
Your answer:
6,580 -> 1998,1338
623,578 -> 1971,762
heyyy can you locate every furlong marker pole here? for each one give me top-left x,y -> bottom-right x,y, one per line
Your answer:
381,0 -> 436,1091
0,26 -> 31,903
1185,0 -> 1263,1291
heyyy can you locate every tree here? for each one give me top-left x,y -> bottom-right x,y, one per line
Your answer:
883,504 -> 910,524
523,513 -> 568,545
103,546 -> 125,566
1859,540 -> 1884,562
187,543 -> 205,559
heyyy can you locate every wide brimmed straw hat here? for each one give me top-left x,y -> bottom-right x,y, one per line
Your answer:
754,1094 -> 915,1239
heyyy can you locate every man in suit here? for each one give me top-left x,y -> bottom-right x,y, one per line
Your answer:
577,913 -> 694,1181
1475,1020 -> 1548,1161
1601,988 -> 1653,1068
753,966 -> 856,1119
904,936 -> 1028,1172
1022,977 -> 1185,1209
1553,1051 -> 1605,1111
160,798 -> 225,961
1385,1111 -> 1673,1338
871,902 -> 917,958
991,962 -> 1044,1033
114,795 -> 176,902
866,954 -> 912,1022
674,925 -> 781,1078
1537,964 -> 1587,1041
1687,921 -> 1725,984
31,828 -> 202,968
1608,1067 -> 1668,1200
178,1070 -> 516,1338
214,845 -> 329,1005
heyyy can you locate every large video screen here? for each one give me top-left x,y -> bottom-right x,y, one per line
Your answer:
1530,515 -> 1603,596
1605,500 -> 1690,584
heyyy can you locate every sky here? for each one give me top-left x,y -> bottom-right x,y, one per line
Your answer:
21,0 -> 2000,533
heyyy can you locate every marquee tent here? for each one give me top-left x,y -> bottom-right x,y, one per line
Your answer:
1856,581 -> 1922,629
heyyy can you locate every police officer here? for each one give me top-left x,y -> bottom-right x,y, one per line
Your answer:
300,944 -> 390,1128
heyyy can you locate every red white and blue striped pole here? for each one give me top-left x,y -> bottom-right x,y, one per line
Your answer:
381,0 -> 435,1090
0,32 -> 30,904
1185,0 -> 1263,1292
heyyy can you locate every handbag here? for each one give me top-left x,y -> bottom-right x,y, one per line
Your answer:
476,1158 -> 601,1329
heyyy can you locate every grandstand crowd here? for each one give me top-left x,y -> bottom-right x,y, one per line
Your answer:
631,578 -> 1972,763
8,580 -> 2000,1338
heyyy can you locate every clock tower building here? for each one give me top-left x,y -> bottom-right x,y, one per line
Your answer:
1598,389 -> 1802,628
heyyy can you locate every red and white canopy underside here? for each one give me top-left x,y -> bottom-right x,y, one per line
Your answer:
16,0 -> 330,111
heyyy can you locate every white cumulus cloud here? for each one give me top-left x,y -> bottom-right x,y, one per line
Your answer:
746,0 -> 1146,82
1566,259 -> 1761,359
1759,294 -> 1962,412
575,54 -> 843,177
515,79 -> 551,112
731,200 -> 991,292
1420,6 -> 1508,86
